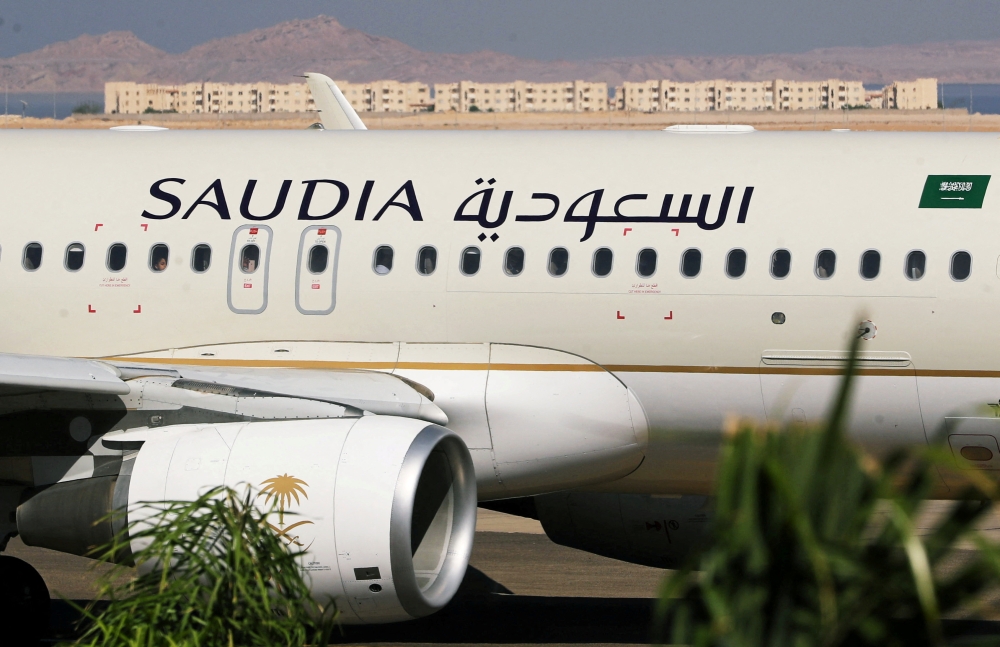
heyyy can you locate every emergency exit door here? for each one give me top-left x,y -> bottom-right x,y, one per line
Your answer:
295,225 -> 341,315
227,225 -> 273,314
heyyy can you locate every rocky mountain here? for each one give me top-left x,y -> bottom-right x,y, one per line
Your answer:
0,15 -> 997,92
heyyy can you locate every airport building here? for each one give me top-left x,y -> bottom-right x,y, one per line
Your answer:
616,79 -> 872,112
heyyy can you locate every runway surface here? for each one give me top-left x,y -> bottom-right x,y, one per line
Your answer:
7,506 -> 1000,645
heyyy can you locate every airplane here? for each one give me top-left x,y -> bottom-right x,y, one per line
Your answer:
0,73 -> 997,632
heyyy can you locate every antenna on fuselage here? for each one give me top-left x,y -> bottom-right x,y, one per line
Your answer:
301,73 -> 367,131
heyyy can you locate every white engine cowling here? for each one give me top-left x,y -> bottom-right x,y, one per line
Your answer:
125,416 -> 477,624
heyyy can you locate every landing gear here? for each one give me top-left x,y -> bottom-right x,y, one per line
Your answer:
0,555 -> 49,646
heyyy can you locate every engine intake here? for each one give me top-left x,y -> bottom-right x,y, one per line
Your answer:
18,416 -> 477,624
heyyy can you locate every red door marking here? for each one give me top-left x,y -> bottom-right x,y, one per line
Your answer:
133,305 -> 142,314
616,311 -> 625,320
140,223 -> 148,231
87,305 -> 96,313
664,311 -> 673,320
318,228 -> 327,235
94,224 -> 103,231
249,227 -> 259,235
671,229 -> 679,236
623,227 -> 632,236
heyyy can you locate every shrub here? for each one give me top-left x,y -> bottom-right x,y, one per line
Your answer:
69,487 -> 337,647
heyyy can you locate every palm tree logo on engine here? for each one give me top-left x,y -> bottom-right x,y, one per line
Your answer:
259,473 -> 313,547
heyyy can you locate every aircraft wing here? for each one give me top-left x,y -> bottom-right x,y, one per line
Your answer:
0,353 -> 129,395
304,73 -> 367,131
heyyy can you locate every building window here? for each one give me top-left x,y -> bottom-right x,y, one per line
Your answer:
680,248 -> 702,278
107,243 -> 127,272
192,244 -> 212,273
372,246 -> 394,275
64,243 -> 85,271
149,244 -> 169,272
951,251 -> 972,281
548,247 -> 569,277
504,247 -> 525,276
771,249 -> 791,279
460,247 -> 481,276
726,249 -> 747,278
636,248 -> 657,277
859,250 -> 880,280
416,246 -> 436,275
904,250 -> 925,280
815,250 -> 836,279
592,248 -> 613,277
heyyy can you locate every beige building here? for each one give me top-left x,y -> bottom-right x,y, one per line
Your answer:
616,78 -> 889,112
106,80 -> 433,115
882,78 -> 938,110
434,80 -> 607,113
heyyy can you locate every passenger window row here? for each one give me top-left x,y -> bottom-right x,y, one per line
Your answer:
371,245 -> 973,282
19,242 -> 213,273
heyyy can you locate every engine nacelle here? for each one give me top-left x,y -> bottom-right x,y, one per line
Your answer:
534,492 -> 712,569
19,417 -> 477,624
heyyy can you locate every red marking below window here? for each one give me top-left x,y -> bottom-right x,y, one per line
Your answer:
140,224 -> 148,231
94,224 -> 103,231
244,283 -> 253,289
88,305 -> 96,313
671,229 -> 679,236
664,311 -> 673,320
623,227 -> 632,236
616,311 -> 625,320
133,305 -> 142,314
249,228 -> 259,235
318,228 -> 327,235
311,284 -> 320,289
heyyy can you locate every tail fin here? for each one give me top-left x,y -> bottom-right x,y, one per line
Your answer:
304,73 -> 367,131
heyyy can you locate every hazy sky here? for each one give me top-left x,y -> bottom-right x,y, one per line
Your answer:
0,1 -> 998,59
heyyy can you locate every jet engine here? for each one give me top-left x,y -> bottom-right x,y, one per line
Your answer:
532,492 -> 712,569
17,416 -> 477,624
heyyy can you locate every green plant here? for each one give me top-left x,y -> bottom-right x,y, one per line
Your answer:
468,105 -> 480,112
72,102 -> 103,115
656,335 -> 1000,647
69,487 -> 337,647
142,107 -> 177,114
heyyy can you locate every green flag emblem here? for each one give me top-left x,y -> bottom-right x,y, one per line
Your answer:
919,175 -> 990,209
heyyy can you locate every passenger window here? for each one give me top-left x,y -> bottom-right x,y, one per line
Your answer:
770,249 -> 791,279
372,245 -> 393,275
65,243 -> 85,271
951,251 -> 972,281
149,244 -> 169,272
726,249 -> 747,278
815,249 -> 836,279
192,244 -> 212,273
416,246 -> 436,275
636,248 -> 656,277
460,247 -> 481,275
307,245 -> 329,274
859,250 -> 880,280
504,247 -> 525,276
548,247 -> 569,277
22,243 -> 42,271
680,248 -> 701,278
107,243 -> 127,272
905,250 -> 925,280
240,244 -> 260,274
592,248 -> 613,277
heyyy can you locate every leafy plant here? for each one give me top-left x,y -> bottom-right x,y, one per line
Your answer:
656,334 -> 1000,647
68,487 -> 337,647
71,102 -> 103,115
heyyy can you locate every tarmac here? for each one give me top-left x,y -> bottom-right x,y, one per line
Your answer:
7,506 -> 1000,645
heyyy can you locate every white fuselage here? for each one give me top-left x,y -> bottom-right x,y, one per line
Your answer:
2,129 -> 998,496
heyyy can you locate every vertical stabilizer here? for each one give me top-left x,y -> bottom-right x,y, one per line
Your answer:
304,73 -> 368,131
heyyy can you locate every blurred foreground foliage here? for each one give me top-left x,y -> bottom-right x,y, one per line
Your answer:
657,336 -> 1000,647
67,487 -> 337,647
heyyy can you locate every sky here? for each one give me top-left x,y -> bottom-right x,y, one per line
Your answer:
0,1 -> 998,60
